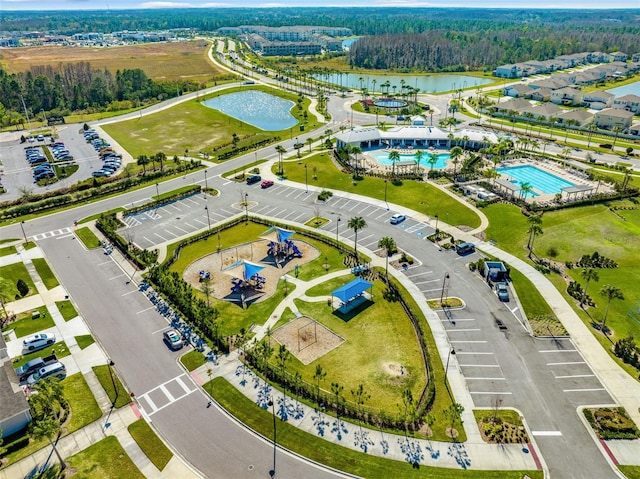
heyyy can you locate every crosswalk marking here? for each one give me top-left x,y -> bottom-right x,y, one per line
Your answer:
32,227 -> 72,241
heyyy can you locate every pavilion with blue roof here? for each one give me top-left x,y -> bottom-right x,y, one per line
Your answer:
331,277 -> 373,314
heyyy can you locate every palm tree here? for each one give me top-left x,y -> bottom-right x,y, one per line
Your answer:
389,150 -> 400,176
378,236 -> 396,277
313,364 -> 327,401
427,152 -> 438,173
413,149 -> 424,175
520,182 -> 533,200
599,285 -> 624,332
586,122 -> 598,148
580,268 -> 599,307
526,214 -> 543,257
32,415 -> 65,471
137,155 -> 150,175
350,145 -> 362,175
275,145 -> 286,175
348,216 -> 367,262
155,151 -> 166,172
612,125 -> 623,149
450,146 -> 463,176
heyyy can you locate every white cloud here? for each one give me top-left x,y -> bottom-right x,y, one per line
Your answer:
138,1 -> 192,7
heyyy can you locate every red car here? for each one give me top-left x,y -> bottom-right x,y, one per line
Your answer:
261,180 -> 274,189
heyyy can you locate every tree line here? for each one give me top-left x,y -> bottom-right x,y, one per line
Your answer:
0,64 -> 202,128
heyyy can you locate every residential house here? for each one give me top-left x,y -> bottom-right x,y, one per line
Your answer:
551,87 -> 583,106
612,94 -> 640,114
557,109 -> 594,127
588,52 -> 610,63
632,53 -> 640,62
496,98 -> 532,114
410,115 -> 426,126
610,51 -> 628,62
528,78 -> 570,91
628,122 -> 640,137
524,103 -> 563,121
522,61 -> 550,75
494,64 -> 523,78
526,88 -> 552,102
574,71 -> 602,86
594,108 -> 634,130
582,91 -> 614,110
555,54 -> 579,68
0,352 -> 32,438
503,84 -> 532,98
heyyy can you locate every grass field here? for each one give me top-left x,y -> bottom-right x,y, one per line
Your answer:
277,153 -> 481,229
0,40 -> 225,83
0,245 -> 17,256
64,373 -> 103,434
32,257 -> 59,289
128,419 -> 173,471
101,85 -> 319,159
211,378 -> 541,479
75,226 -> 102,249
6,306 -> 53,338
483,200 -> 640,374
180,350 -> 207,371
0,262 -> 37,299
67,436 -> 144,479
76,334 -> 95,350
93,365 -> 132,409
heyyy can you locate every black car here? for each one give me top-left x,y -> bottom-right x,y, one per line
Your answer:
246,174 -> 262,185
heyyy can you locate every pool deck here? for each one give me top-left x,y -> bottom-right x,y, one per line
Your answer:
361,147 -> 451,176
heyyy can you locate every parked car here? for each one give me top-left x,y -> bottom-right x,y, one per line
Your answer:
261,180 -> 274,189
15,353 -> 58,382
37,135 -> 45,142
246,174 -> 262,185
390,214 -> 406,225
92,169 -> 111,177
496,282 -> 510,302
456,242 -> 476,255
163,329 -> 184,350
23,333 -> 56,352
26,361 -> 66,386
34,171 -> 55,181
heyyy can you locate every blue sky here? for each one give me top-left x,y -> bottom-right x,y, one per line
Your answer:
3,1 -> 639,10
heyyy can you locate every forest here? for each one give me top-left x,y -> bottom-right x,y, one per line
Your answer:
0,65 -> 201,128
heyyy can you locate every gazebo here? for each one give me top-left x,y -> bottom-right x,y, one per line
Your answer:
330,278 -> 373,314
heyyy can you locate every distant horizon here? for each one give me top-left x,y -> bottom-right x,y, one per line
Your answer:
2,3 -> 639,12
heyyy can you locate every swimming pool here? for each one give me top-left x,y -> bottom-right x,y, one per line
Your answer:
369,150 -> 450,168
496,165 -> 575,195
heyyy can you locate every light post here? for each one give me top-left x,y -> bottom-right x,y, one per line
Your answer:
20,221 -> 27,244
440,272 -> 450,305
335,217 -> 341,243
108,360 -> 118,407
435,214 -> 439,234
204,169 -> 208,191
155,183 -> 160,200
267,399 -> 277,477
204,206 -> 211,231
244,193 -> 248,224
304,164 -> 308,193
444,348 -> 456,390
384,178 -> 388,210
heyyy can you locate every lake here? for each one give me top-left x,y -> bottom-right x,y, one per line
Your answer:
202,90 -> 297,131
606,81 -> 640,97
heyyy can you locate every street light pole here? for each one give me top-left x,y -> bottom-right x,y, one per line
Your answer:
440,272 -> 450,305
304,164 -> 308,193
267,399 -> 277,478
204,206 -> 211,231
335,217 -> 341,243
244,193 -> 249,224
108,360 -> 118,407
20,221 -> 28,244
384,178 -> 388,210
444,348 -> 456,389
204,169 -> 208,191
155,183 -> 160,200
435,214 -> 439,234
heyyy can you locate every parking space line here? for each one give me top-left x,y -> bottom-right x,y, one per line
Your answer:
441,318 -> 476,322
292,191 -> 306,200
554,374 -> 595,379
445,328 -> 481,332
563,388 -> 605,392
406,271 -> 433,278
285,189 -> 297,198
375,211 -> 390,220
122,290 -> 138,296
539,349 -> 578,353
413,279 -> 439,285
168,204 -> 181,211
470,391 -> 512,395
450,340 -> 487,344
291,213 -> 307,222
143,236 -> 153,245
358,234 -> 373,244
455,351 -> 493,355
108,274 -> 126,280
531,431 -> 563,437
466,377 -> 506,380
192,219 -> 206,226
421,288 -> 442,293
349,202 -> 361,211
183,222 -> 198,230
184,198 -> 199,205
174,226 -> 189,234
458,364 -> 500,367
136,306 -> 155,315
97,261 -> 112,266
546,361 -> 585,366
154,232 -> 168,242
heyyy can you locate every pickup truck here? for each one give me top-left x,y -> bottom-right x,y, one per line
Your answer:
15,353 -> 58,382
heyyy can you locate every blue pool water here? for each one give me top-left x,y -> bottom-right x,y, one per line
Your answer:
202,91 -> 297,131
374,99 -> 408,108
496,165 -> 574,195
370,150 -> 450,168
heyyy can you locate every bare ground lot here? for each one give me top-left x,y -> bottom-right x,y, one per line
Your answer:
273,316 -> 346,365
0,40 -> 225,81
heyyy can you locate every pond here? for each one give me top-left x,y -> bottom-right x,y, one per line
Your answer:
606,81 -> 640,97
313,72 -> 493,94
202,90 -> 297,131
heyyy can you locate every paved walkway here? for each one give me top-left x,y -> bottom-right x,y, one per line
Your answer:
1,242 -> 199,479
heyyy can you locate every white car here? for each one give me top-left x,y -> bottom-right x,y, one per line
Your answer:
23,333 -> 56,352
390,214 -> 406,225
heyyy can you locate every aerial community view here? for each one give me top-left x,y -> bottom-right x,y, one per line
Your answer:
1,4 -> 640,479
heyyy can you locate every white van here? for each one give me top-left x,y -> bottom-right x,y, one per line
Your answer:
27,361 -> 67,385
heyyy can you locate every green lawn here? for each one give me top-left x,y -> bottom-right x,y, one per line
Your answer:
128,419 -> 173,471
75,226 -> 102,249
153,185 -> 203,202
180,350 -> 207,371
4,306 -> 53,338
0,245 -> 17,256
32,257 -> 59,289
102,85 -> 319,159
280,280 -> 426,414
78,207 -> 125,224
64,373 -> 103,433
276,152 -> 481,229
76,334 -> 95,350
0,262 -> 37,299
56,299 -> 78,321
619,466 -> 640,479
11,341 -> 71,368
483,200 -> 640,374
93,365 -> 132,409
211,378 -> 541,479
67,436 -> 145,479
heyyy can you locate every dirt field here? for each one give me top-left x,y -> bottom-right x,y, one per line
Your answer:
0,40 -> 225,81
183,239 -> 320,305
273,316 -> 345,365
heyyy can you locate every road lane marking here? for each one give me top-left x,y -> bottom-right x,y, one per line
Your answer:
454,352 -> 493,355
440,318 -> 476,322
546,361 -> 586,366
450,340 -> 487,344
539,349 -> 578,353
136,306 -> 155,314
554,374 -> 595,379
465,377 -> 506,380
470,391 -> 512,395
531,431 -> 562,436
160,384 -> 175,402
458,364 -> 500,367
445,328 -> 481,332
562,388 -> 605,392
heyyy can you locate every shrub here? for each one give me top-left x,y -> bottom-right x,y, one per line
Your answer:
317,190 -> 333,201
16,279 -> 29,297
